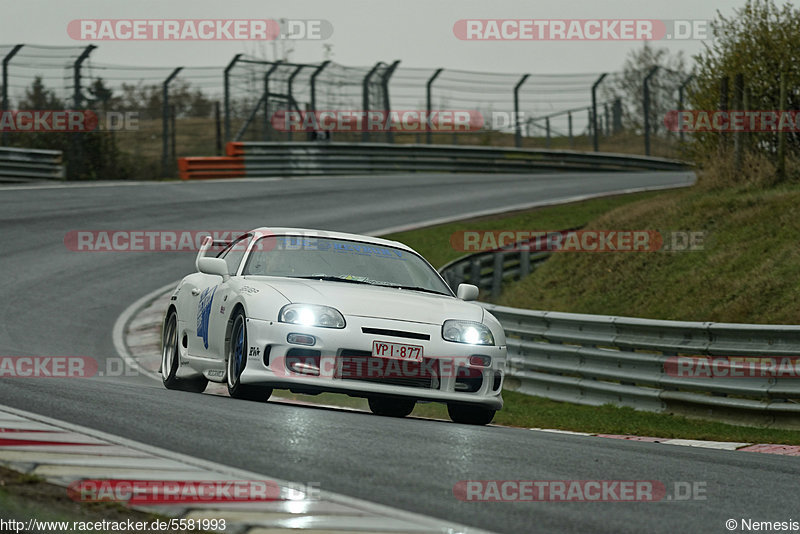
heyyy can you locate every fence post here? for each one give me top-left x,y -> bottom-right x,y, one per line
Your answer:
362,62 -> 383,143
161,67 -> 182,178
612,98 -> 622,134
215,101 -> 222,155
545,117 -> 551,148
678,75 -> 694,143
591,73 -> 607,152
309,60 -> 330,113
263,61 -> 282,141
718,75 -> 729,154
426,68 -> 443,145
381,60 -> 401,143
70,45 -> 97,180
223,53 -> 242,143
732,73 -> 744,171
604,102 -> 610,136
286,64 -> 305,142
643,66 -> 659,156
1,44 -> 23,146
514,74 -> 530,148
778,72 -> 786,181
564,112 -> 572,148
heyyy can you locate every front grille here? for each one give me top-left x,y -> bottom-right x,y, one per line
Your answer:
361,327 -> 430,341
336,350 -> 439,389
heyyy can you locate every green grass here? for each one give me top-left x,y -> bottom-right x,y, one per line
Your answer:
335,176 -> 800,442
382,190 -> 667,269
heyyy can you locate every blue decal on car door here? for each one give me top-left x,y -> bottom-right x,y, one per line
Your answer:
196,285 -> 217,349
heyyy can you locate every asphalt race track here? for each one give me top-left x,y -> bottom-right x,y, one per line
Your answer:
4,171 -> 796,534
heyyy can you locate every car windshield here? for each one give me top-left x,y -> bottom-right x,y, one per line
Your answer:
242,235 -> 452,296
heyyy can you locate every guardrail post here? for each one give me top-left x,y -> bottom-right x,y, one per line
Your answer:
591,73 -> 607,152
1,44 -> 23,146
643,66 -> 659,156
223,53 -> 242,143
426,68 -> 443,145
381,60 -> 400,143
263,61 -> 282,141
677,75 -> 694,143
287,64 -> 306,142
491,252 -> 504,300
362,62 -> 383,143
519,249 -> 530,278
162,67 -> 183,178
470,258 -> 481,289
514,74 -> 530,148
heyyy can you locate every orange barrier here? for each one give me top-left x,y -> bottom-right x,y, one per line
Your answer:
177,157 -> 245,180
226,142 -> 245,157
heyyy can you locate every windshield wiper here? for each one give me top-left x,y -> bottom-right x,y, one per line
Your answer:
290,275 -> 375,286
374,284 -> 449,296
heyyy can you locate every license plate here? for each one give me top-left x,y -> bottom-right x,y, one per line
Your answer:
372,340 -> 423,362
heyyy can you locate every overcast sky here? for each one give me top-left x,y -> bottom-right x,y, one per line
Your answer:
0,0 -> 747,74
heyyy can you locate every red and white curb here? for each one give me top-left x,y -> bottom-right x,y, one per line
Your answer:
0,404 -> 491,533
529,428 -> 800,456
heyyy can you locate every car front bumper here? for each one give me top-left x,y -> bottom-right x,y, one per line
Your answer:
241,316 -> 506,410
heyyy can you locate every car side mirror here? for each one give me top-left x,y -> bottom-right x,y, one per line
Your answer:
457,283 -> 479,301
197,257 -> 230,282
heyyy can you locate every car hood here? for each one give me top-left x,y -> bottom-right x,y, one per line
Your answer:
242,276 -> 482,325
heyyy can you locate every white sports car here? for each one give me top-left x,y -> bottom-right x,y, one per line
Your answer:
161,228 -> 507,425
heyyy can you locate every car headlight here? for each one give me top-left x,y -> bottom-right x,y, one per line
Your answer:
279,304 -> 345,329
442,320 -> 494,345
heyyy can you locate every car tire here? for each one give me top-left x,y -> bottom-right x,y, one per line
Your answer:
161,310 -> 208,393
368,396 -> 415,418
447,403 -> 495,425
227,309 -> 272,402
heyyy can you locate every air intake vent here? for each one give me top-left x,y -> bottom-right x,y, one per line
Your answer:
361,327 -> 430,340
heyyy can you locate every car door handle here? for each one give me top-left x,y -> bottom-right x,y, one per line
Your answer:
191,288 -> 201,296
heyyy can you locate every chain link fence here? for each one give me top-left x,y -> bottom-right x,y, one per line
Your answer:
0,44 -> 692,179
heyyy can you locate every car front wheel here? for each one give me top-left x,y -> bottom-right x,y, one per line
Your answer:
227,310 -> 272,402
368,396 -> 416,418
447,403 -> 495,425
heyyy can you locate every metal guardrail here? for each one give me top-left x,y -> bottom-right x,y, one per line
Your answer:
439,236 -> 576,300
0,147 -> 65,181
224,142 -> 690,176
481,303 -> 800,428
